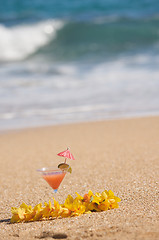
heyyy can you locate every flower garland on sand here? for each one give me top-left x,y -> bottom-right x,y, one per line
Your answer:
11,190 -> 121,223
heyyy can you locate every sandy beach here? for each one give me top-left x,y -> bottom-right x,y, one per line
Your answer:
0,116 -> 159,240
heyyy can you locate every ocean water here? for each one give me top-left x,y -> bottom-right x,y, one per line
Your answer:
0,0 -> 159,130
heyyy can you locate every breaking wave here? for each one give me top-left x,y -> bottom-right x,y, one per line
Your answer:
0,20 -> 64,62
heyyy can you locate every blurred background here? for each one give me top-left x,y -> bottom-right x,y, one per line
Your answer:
0,0 -> 159,130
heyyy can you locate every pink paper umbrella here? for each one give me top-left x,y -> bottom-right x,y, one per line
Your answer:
57,147 -> 75,163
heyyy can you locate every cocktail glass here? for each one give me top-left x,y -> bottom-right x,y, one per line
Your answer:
37,167 -> 66,193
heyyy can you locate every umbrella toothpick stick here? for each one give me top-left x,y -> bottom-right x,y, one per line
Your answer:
57,147 -> 75,164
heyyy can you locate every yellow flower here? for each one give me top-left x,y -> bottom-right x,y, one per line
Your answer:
11,203 -> 35,223
98,199 -> 109,211
63,195 -> 86,216
33,203 -> 43,221
11,207 -> 25,223
64,195 -> 74,209
107,190 -> 114,197
51,198 -> 64,218
20,203 -> 34,222
92,193 -> 102,204
60,207 -> 71,218
42,200 -> 53,218
71,199 -> 86,216
101,190 -> 108,199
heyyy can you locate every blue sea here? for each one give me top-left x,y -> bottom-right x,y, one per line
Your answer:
0,0 -> 159,130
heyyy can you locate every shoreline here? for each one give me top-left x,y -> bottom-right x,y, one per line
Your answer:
1,113 -> 159,135
0,116 -> 159,239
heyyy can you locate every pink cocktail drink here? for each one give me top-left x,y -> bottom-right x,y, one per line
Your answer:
43,171 -> 66,192
37,168 -> 66,193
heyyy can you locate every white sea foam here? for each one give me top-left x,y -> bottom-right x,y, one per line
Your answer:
0,20 -> 64,62
0,53 -> 159,130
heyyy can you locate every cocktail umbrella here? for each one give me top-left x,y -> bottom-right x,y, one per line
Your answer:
57,147 -> 75,163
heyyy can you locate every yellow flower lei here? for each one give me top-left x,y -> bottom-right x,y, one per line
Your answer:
11,189 -> 121,223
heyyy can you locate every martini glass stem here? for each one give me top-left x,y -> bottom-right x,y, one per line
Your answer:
64,158 -> 67,163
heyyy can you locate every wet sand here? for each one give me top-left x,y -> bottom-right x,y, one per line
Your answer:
0,116 -> 159,239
